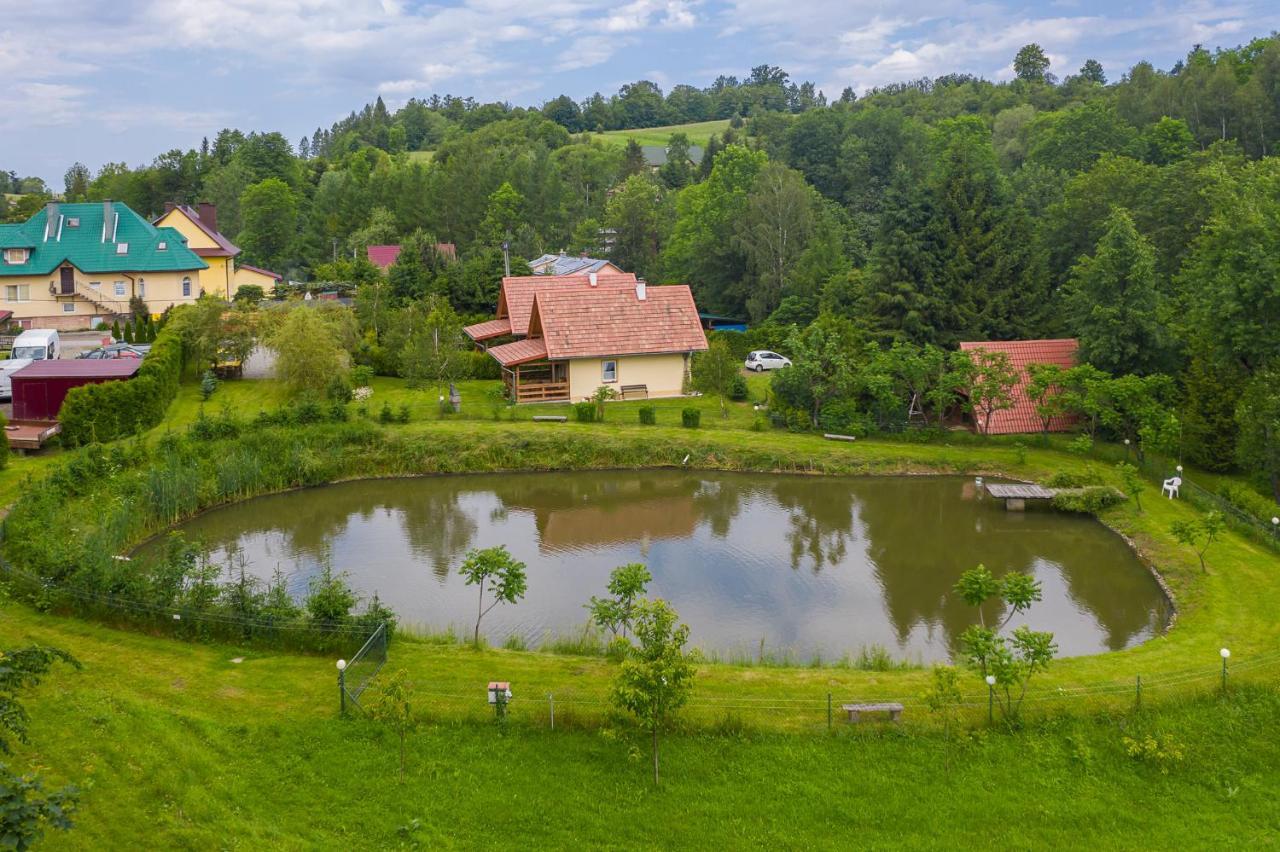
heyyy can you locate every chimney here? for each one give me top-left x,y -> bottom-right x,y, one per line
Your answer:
44,202 -> 59,241
636,279 -> 647,301
197,201 -> 218,233
102,200 -> 114,242
164,201 -> 176,215
588,272 -> 598,287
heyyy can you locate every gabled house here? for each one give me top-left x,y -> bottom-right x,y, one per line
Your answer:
466,273 -> 707,403
641,145 -> 704,172
0,201 -> 206,328
958,338 -> 1080,435
153,203 -> 239,298
528,252 -> 624,276
233,264 -> 283,294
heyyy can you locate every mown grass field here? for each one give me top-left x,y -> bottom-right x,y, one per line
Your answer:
5,370 -> 1280,847
596,119 -> 733,148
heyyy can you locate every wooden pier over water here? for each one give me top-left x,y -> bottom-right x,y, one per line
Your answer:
984,483 -> 1058,511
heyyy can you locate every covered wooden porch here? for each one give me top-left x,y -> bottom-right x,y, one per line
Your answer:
502,360 -> 569,403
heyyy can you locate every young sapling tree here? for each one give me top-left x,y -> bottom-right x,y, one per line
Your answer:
1170,511 -> 1225,573
611,599 -> 696,785
457,546 -> 528,644
586,563 -> 652,640
1116,462 -> 1145,512
368,669 -> 418,779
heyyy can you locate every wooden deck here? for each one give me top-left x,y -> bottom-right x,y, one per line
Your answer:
5,420 -> 61,452
985,484 -> 1057,500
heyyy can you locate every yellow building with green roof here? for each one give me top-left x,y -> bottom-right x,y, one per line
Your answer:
0,200 -> 207,328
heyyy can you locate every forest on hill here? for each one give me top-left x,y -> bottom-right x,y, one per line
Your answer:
3,38 -> 1279,495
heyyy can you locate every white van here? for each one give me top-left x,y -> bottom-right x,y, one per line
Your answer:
11,329 -> 60,361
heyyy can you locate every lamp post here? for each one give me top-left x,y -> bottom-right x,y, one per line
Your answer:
1272,517 -> 1279,540
985,674 -> 997,725
1220,648 -> 1230,693
337,659 -> 348,715
1123,438 -> 1131,460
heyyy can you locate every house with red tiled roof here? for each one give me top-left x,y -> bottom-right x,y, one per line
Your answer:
469,274 -> 707,403
367,243 -> 457,270
958,338 -> 1080,435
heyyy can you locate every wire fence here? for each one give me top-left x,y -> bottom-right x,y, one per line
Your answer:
353,647 -> 1280,734
339,623 -> 388,714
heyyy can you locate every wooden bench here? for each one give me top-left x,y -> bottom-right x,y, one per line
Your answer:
531,415 -> 567,423
620,383 -> 649,400
823,433 -> 858,443
841,702 -> 904,723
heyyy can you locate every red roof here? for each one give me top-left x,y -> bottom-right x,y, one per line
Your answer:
367,243 -> 459,270
463,318 -> 513,342
11,360 -> 141,380
488,337 -> 549,367
531,284 -> 708,360
498,273 -> 637,336
958,339 -> 1079,435
367,245 -> 402,269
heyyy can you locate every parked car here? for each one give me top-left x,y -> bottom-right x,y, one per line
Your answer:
0,358 -> 33,400
78,342 -> 151,360
744,350 -> 791,372
10,329 -> 60,361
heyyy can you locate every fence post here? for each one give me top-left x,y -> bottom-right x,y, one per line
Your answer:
827,693 -> 832,731
549,693 -> 555,730
1135,675 -> 1142,711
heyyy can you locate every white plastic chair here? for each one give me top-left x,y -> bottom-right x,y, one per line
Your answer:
1162,476 -> 1181,499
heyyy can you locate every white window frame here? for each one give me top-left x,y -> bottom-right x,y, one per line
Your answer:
5,284 -> 30,302
113,281 -> 126,297
182,276 -> 191,297
138,280 -> 146,297
3,249 -> 28,264
601,360 -> 618,383
62,301 -> 75,313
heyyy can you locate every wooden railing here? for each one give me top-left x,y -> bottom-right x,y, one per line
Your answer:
74,281 -> 130,315
516,381 -> 569,402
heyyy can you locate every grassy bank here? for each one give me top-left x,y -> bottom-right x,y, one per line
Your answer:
596,119 -> 732,148
5,601 -> 1279,848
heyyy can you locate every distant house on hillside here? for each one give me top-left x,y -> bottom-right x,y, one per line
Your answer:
528,251 -> 624,276
233,264 -> 282,293
958,338 -> 1079,435
367,243 -> 458,270
642,145 -> 703,172
463,271 -> 707,403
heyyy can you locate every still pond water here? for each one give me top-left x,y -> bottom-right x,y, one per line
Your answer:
142,471 -> 1170,662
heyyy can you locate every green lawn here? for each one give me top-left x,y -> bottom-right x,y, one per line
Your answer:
596,119 -> 733,148
6,601 -> 1280,848
406,149 -> 434,164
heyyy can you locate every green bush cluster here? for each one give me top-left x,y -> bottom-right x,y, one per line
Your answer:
1051,486 -> 1125,514
1216,482 -> 1280,525
60,314 -> 183,446
638,406 -> 656,425
1046,469 -> 1105,488
682,408 -> 701,429
574,401 -> 596,423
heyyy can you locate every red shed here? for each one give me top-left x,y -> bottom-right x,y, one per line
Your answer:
10,360 -> 141,421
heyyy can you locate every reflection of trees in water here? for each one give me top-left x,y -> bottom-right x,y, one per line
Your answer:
770,478 -> 858,571
854,479 -> 1164,654
690,477 -> 747,538
393,484 -> 480,581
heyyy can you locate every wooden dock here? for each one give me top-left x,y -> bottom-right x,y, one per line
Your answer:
985,483 -> 1057,511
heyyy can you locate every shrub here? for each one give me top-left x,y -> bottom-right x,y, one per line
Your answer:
200,370 -> 218,401
681,408 -> 701,429
379,402 -> 394,424
1051,486 -> 1124,514
326,373 -> 353,404
728,373 -> 749,401
638,406 -> 656,425
397,404 -> 410,424
1216,482 -> 1279,525
818,399 -> 869,436
1046,469 -> 1104,488
462,349 -> 502,380
574,401 -> 596,423
351,365 -> 374,388
60,315 -> 185,446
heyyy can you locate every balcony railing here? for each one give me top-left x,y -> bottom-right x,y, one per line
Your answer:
515,381 -> 569,403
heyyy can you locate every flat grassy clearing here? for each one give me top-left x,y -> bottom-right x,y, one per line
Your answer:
406,149 -> 434,164
595,119 -> 732,148
6,601 -> 1280,849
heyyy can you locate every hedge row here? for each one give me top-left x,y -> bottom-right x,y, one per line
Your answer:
59,317 -> 184,446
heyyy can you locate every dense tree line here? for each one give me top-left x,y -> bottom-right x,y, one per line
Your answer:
16,36 -> 1280,499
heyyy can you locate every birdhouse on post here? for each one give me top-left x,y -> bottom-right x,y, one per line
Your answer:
488,681 -> 512,719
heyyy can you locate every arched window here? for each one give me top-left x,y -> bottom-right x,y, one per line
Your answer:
182,276 -> 191,297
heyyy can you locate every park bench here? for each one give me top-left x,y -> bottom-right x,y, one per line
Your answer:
620,383 -> 649,400
823,433 -> 858,442
841,702 -> 904,723
532,415 -> 567,423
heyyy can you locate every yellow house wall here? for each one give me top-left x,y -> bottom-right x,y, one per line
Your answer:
567,353 -> 689,401
153,210 -> 234,298
233,266 -> 278,295
0,266 -> 201,327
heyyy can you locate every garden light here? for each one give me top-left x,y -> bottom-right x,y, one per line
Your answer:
1220,648 -> 1230,692
337,659 -> 347,671
985,674 -> 996,725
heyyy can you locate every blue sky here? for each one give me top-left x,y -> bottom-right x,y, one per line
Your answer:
3,0 -> 1277,184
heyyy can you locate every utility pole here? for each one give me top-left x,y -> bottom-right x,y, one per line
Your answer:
502,237 -> 511,277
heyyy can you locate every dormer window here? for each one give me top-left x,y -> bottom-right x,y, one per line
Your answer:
116,243 -> 128,255
66,218 -> 80,228
3,249 -> 28,265
157,241 -> 167,250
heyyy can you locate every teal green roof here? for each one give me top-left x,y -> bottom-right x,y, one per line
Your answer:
0,201 -> 207,277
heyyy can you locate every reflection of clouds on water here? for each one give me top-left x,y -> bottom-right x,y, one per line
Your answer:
137,472 -> 1170,663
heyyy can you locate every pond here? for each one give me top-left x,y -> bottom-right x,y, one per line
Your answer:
137,471 -> 1171,663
